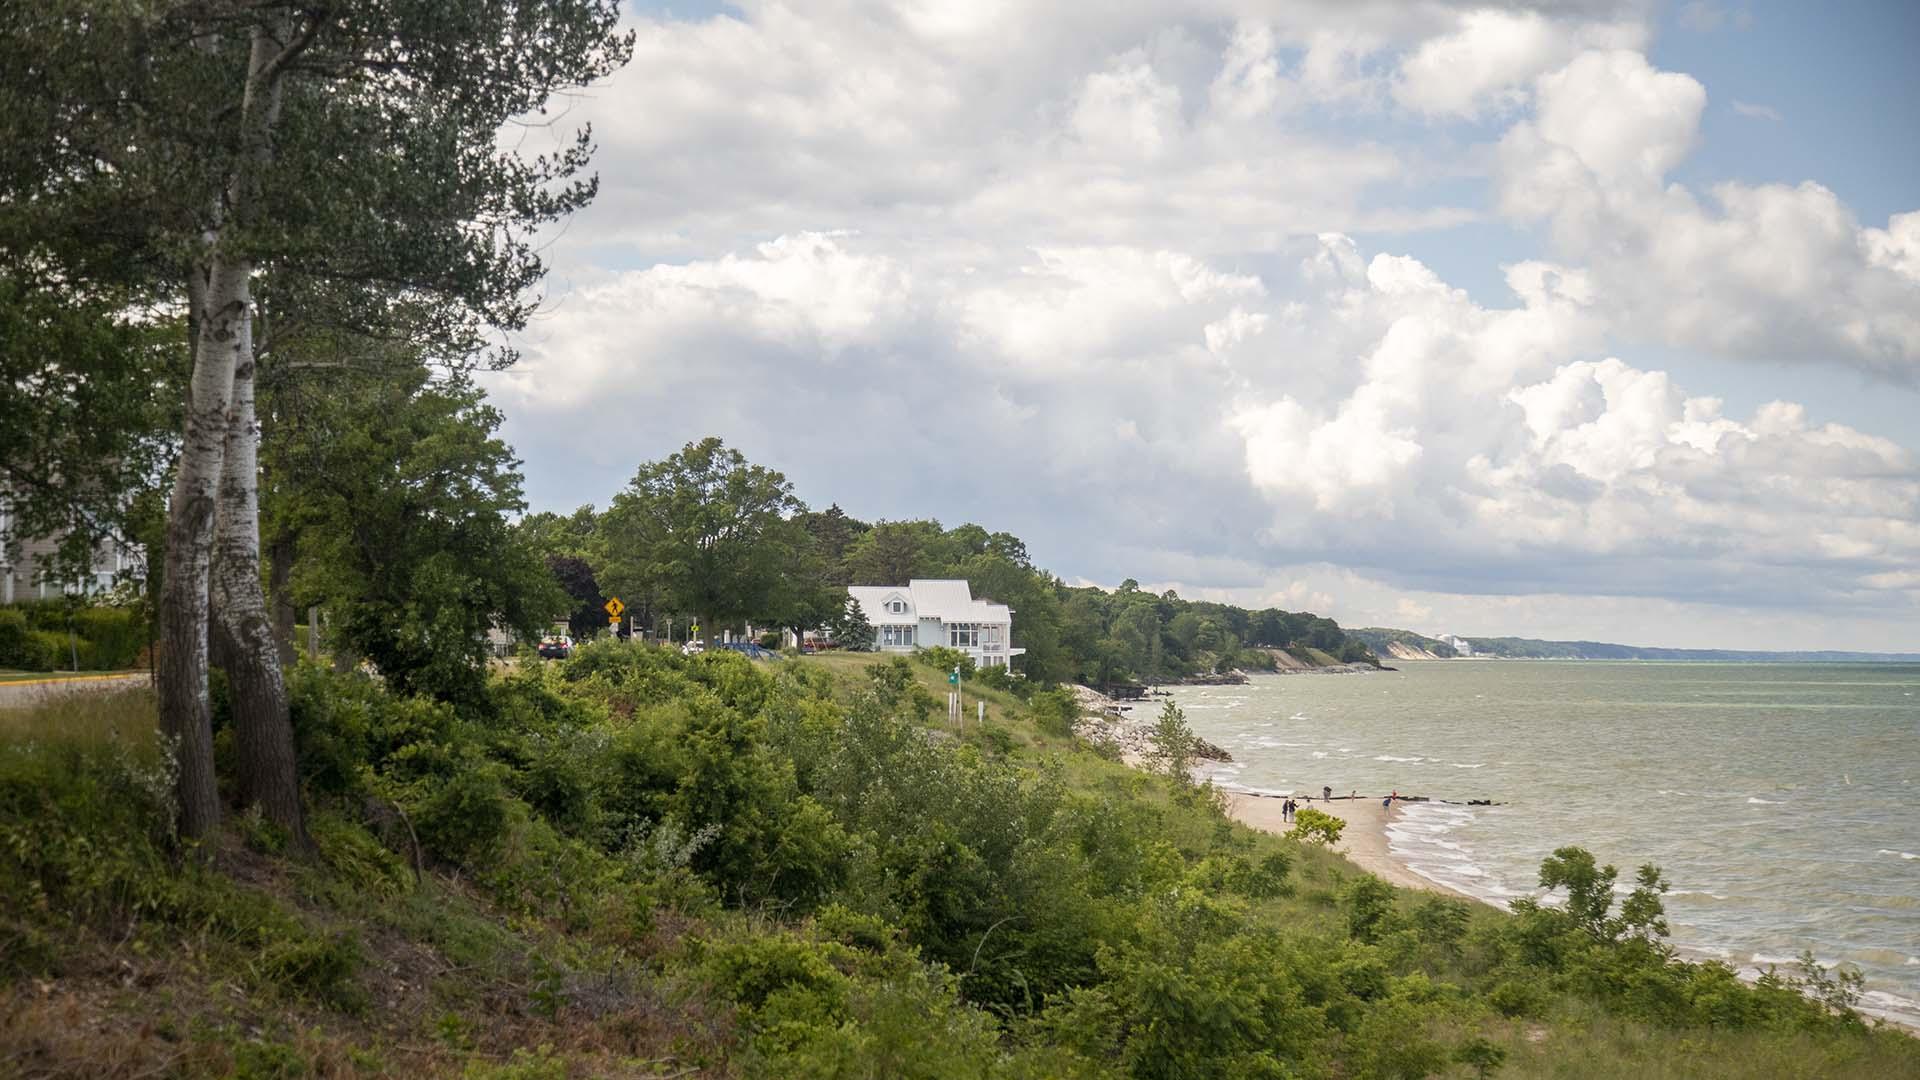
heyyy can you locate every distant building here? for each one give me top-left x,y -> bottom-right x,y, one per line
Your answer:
846,579 -> 1025,670
0,499 -> 143,604
1440,634 -> 1474,657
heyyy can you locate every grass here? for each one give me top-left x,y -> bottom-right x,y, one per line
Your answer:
0,685 -> 158,743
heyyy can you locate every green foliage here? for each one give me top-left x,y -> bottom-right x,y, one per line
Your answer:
832,597 -> 876,652
1289,807 -> 1345,847
1342,875 -> 1398,944
0,603 -> 146,671
1026,686 -> 1080,737
268,370 -> 566,710
914,645 -> 975,679
1145,700 -> 1197,783
2,639 -> 1912,1077
600,438 -> 812,639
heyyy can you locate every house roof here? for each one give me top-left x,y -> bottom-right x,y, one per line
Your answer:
848,579 -> 1014,625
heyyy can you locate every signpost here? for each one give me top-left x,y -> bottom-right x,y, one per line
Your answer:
948,666 -> 962,725
604,596 -> 625,628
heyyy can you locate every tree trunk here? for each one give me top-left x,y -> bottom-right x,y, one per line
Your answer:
269,534 -> 296,668
307,605 -> 320,659
211,338 -> 309,850
157,262 -> 244,840
156,21 -> 300,841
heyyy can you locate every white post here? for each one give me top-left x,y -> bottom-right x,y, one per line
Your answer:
977,700 -> 984,725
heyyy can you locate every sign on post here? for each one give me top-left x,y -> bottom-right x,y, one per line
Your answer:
948,668 -> 960,686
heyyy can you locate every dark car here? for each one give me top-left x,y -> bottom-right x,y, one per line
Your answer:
537,635 -> 573,659
718,641 -> 782,661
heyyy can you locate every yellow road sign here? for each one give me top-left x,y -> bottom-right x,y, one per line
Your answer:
604,597 -> 625,618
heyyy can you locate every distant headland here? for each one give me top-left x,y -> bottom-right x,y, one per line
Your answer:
1349,627 -> 1920,663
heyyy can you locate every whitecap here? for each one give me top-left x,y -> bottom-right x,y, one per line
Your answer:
1373,754 -> 1423,763
1311,751 -> 1329,759
1747,797 -> 1781,805
1877,849 -> 1919,861
1449,762 -> 1486,769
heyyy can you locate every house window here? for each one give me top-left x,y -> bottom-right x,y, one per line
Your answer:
948,623 -> 978,649
881,625 -> 914,648
982,625 -> 1003,649
887,599 -> 908,614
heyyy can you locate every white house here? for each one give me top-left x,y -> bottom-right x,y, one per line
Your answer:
845,579 -> 1025,670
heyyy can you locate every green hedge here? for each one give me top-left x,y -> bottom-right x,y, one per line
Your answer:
0,603 -> 146,671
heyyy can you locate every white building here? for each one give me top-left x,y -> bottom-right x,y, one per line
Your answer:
846,579 -> 1025,670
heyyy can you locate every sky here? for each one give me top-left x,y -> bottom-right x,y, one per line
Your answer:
482,0 -> 1920,651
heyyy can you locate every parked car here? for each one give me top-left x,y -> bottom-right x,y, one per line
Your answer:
537,635 -> 573,659
679,640 -> 705,656
719,641 -> 783,661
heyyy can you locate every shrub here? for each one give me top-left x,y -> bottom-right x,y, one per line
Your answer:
914,645 -> 974,679
412,762 -> 513,867
1289,807 -> 1345,846
1026,686 -> 1079,737
256,931 -> 365,1012
1342,875 -> 1397,944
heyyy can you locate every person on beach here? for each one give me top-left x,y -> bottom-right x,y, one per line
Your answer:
1281,798 -> 1292,822
1323,785 -> 1332,802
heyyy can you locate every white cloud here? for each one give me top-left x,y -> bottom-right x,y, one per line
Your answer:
1392,9 -> 1645,117
1497,50 -> 1920,381
1730,98 -> 1783,122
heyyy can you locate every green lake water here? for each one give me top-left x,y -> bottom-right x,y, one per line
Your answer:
1165,661 -> 1920,1026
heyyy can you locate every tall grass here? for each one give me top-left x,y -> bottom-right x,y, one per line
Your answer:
0,686 -> 159,751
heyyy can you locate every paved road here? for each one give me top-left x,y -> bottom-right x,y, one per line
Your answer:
0,672 -> 151,709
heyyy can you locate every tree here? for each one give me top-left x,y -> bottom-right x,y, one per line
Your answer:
262,367 -> 565,709
842,520 -> 949,585
600,439 -> 808,646
1534,846 -> 1670,945
545,555 -> 608,641
1145,700 -> 1197,784
0,1 -> 631,839
834,598 -> 876,652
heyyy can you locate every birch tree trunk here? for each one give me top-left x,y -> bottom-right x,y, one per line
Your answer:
156,21 -> 303,840
157,262 -> 244,839
211,340 -> 308,849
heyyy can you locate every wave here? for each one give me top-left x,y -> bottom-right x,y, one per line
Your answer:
1373,754 -> 1423,763
1878,849 -> 1919,861
1448,762 -> 1487,769
1746,797 -> 1781,805
1669,890 -> 1731,901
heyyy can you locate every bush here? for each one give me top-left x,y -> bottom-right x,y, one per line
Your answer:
0,602 -> 145,670
1026,686 -> 1079,737
412,762 -> 513,867
914,645 -> 974,679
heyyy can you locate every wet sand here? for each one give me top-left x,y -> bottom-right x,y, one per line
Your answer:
1226,792 -> 1491,906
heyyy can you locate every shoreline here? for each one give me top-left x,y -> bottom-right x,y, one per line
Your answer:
1224,791 -> 1492,907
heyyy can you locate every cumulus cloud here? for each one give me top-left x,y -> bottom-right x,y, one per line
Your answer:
495,230 -> 1920,637
1497,50 -> 1920,380
1392,9 -> 1644,117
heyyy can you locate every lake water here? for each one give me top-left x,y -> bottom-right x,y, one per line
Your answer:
1165,661 -> 1920,1027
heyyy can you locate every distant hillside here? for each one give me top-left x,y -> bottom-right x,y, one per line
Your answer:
1349,627 -> 1457,660
1365,630 -> 1920,662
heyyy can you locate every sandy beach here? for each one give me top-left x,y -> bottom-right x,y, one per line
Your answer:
1226,792 -> 1491,907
